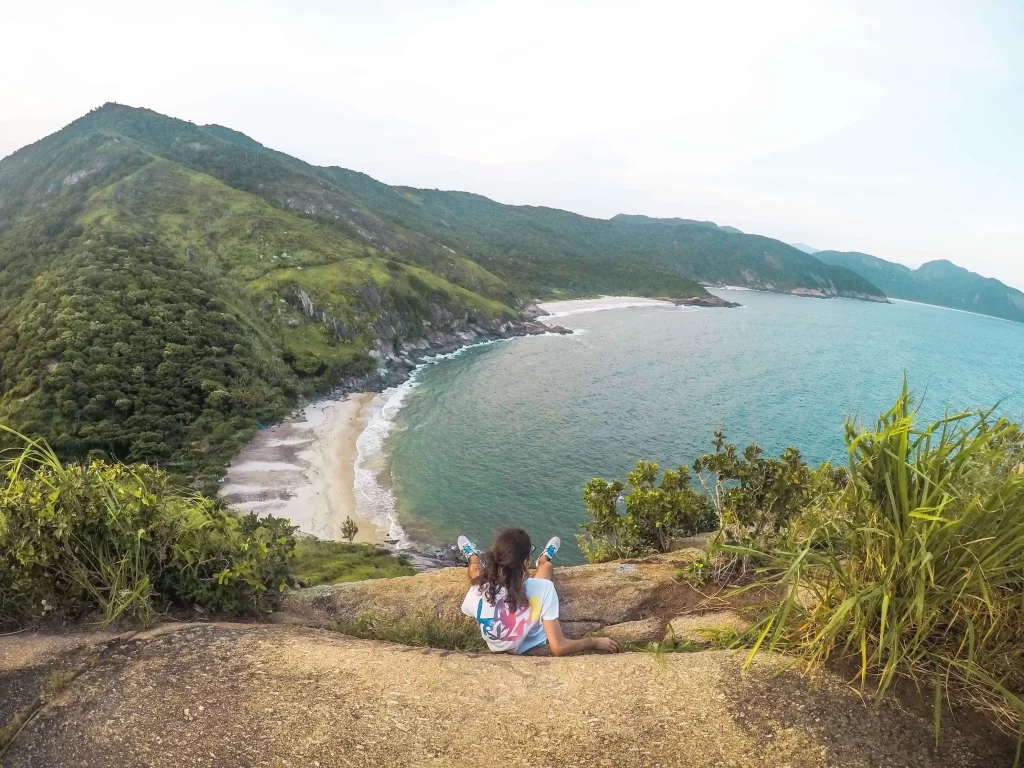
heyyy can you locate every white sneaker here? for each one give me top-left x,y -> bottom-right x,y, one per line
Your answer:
537,536 -> 560,566
457,535 -> 480,560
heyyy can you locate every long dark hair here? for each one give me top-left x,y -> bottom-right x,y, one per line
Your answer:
474,527 -> 532,613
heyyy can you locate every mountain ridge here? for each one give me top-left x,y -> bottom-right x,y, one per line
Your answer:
0,103 -> 887,484
790,242 -> 819,254
816,250 -> 1024,324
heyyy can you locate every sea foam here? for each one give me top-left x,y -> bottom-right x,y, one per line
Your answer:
538,297 -> 673,319
354,334 -> 565,547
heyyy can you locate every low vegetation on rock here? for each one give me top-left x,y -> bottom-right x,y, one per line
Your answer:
292,540 -> 415,586
735,389 -> 1024,749
330,610 -> 488,652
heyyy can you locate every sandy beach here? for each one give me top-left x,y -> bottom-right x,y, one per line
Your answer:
537,296 -> 674,319
220,393 -> 383,544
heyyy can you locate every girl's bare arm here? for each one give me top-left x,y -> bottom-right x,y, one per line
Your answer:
542,618 -> 619,656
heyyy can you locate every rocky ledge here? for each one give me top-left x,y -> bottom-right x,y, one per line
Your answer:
2,551 -> 1015,767
786,287 -> 890,303
279,549 -> 747,644
392,315 -> 571,372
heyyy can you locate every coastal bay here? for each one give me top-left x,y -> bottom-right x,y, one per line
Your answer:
384,288 -> 1024,562
218,297 -> 635,549
221,290 -> 1024,560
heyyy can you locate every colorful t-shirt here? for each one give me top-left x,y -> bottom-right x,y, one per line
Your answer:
461,578 -> 559,654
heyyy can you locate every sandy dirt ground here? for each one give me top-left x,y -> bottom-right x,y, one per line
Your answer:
1,624 -> 1013,768
220,393 -> 382,544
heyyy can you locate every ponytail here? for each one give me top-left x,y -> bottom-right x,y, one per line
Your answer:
473,527 -> 532,613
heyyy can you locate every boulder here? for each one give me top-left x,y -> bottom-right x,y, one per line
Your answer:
560,621 -> 603,639
666,531 -> 716,552
279,552 -> 727,631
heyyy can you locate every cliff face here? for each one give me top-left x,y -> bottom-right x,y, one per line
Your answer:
370,308 -> 571,389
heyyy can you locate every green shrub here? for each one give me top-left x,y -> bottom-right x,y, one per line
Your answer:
578,460 -> 716,562
694,430 -> 846,546
577,439 -> 848,564
340,517 -> 359,543
729,388 -> 1024,749
0,428 -> 296,624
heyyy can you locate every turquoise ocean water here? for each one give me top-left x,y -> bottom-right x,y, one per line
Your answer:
368,289 -> 1024,563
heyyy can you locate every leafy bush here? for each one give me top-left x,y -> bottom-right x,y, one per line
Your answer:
0,428 -> 296,624
694,430 -> 846,546
578,460 -> 716,562
730,389 -> 1024,747
340,517 -> 359,543
578,437 -> 850,564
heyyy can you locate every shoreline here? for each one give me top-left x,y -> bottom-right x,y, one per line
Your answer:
222,295 -> 718,561
537,296 -> 676,318
220,393 -> 384,545
220,308 -> 574,563
538,295 -> 741,320
704,284 -> 889,304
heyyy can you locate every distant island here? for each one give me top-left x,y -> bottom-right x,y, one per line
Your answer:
816,251 -> 1024,324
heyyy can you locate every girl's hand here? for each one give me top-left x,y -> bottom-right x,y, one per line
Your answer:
590,637 -> 620,653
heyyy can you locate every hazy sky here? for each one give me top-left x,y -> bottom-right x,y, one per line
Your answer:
3,0 -> 1022,287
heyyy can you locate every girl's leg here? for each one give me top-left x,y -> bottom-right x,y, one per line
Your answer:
534,555 -> 553,582
533,537 -> 560,582
458,536 -> 482,581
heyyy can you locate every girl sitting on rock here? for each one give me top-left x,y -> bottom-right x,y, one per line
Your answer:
458,528 -> 620,656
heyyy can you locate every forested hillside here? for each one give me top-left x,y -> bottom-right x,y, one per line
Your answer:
0,104 -> 886,485
817,250 -> 1024,324
0,105 -> 523,486
311,173 -> 885,300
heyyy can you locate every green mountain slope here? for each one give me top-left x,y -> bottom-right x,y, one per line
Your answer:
605,215 -> 883,299
300,176 -> 884,301
0,103 -> 888,485
816,251 -> 1024,324
0,106 -> 522,485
